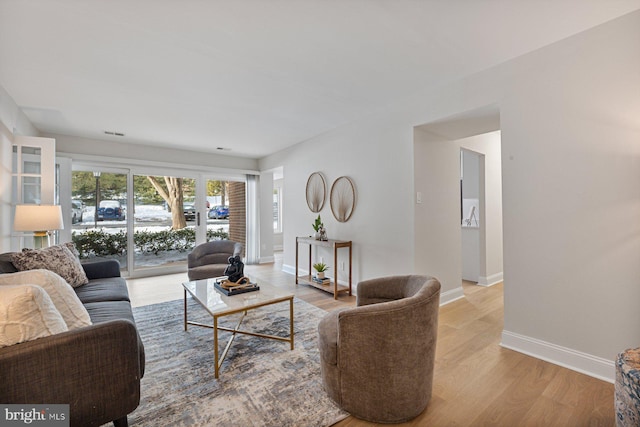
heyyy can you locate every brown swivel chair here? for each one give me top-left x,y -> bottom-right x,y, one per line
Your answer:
187,240 -> 243,281
318,275 -> 441,423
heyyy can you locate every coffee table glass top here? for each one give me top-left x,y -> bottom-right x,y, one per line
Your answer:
183,278 -> 293,316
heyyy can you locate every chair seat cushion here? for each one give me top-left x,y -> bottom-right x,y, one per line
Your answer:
188,264 -> 227,281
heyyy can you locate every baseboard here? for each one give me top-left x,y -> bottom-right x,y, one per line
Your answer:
501,330 -> 615,383
282,264 -> 296,276
440,286 -> 465,306
259,256 -> 275,264
478,272 -> 503,287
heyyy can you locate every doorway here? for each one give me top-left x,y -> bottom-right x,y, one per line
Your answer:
461,148 -> 482,283
413,105 -> 503,303
458,132 -> 503,287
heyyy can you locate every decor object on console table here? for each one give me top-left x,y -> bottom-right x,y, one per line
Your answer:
13,204 -> 64,248
296,236 -> 352,299
615,347 -> 640,427
313,262 -> 329,280
312,214 -> 327,241
318,275 -> 441,423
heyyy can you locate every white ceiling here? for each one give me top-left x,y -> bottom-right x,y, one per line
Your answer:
1,1 -> 639,159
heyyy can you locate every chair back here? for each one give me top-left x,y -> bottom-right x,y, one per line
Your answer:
187,241 -> 243,268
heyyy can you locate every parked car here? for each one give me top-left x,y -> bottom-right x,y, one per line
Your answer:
97,200 -> 126,221
183,202 -> 196,221
71,200 -> 84,224
208,205 -> 229,219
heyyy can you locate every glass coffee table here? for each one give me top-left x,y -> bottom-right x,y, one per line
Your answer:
182,278 -> 294,378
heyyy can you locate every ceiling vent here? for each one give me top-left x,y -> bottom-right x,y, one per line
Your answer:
104,131 -> 125,136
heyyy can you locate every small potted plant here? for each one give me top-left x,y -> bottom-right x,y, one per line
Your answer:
313,262 -> 329,279
312,214 -> 328,241
312,215 -> 324,240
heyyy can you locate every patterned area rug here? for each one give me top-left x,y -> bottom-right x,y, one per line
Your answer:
127,296 -> 348,427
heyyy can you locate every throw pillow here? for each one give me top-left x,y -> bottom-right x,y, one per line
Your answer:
0,269 -> 91,330
11,245 -> 89,288
0,284 -> 68,348
62,242 -> 81,258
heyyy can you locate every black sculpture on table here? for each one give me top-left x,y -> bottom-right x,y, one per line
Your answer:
224,255 -> 245,283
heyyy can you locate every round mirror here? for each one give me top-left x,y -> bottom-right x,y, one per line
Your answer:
330,176 -> 356,222
306,172 -> 326,213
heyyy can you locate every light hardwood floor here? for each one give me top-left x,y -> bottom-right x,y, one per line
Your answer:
126,259 -> 615,426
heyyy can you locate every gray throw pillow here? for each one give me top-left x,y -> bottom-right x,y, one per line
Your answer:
11,245 -> 89,288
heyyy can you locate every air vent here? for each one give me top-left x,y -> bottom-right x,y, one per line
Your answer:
104,131 -> 125,137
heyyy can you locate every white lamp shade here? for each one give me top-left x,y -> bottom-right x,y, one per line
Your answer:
14,205 -> 64,232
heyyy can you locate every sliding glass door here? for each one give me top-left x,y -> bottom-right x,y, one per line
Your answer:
69,163 -> 250,277
132,174 -> 197,272
70,168 -> 129,273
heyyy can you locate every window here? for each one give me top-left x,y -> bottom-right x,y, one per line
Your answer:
273,187 -> 282,233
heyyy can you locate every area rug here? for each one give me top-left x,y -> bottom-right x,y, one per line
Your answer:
126,296 -> 348,427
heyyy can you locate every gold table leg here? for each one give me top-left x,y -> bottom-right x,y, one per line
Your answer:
214,316 -> 219,379
290,297 -> 294,350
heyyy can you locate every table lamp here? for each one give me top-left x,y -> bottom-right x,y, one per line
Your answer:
14,204 -> 64,248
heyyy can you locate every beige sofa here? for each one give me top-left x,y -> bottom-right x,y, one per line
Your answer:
318,275 -> 441,423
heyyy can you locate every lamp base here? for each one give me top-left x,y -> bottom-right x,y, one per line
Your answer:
33,231 -> 50,249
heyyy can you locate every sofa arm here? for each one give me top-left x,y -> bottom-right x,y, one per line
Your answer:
0,320 -> 141,427
81,259 -> 122,279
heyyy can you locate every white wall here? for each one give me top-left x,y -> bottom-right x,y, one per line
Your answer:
414,128 -> 465,303
260,10 -> 640,380
260,117 -> 417,286
462,149 -> 480,200
498,11 -> 640,380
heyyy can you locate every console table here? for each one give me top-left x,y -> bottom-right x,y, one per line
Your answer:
295,237 -> 352,299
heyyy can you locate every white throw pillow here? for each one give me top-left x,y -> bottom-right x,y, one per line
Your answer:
0,284 -> 68,348
0,270 -> 91,330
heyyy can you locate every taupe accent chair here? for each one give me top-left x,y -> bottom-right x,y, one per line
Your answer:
187,240 -> 243,281
318,275 -> 441,423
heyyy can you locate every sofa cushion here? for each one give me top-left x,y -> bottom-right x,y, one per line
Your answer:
0,284 -> 68,348
74,277 -> 130,304
0,269 -> 91,330
11,245 -> 89,287
83,301 -> 136,325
